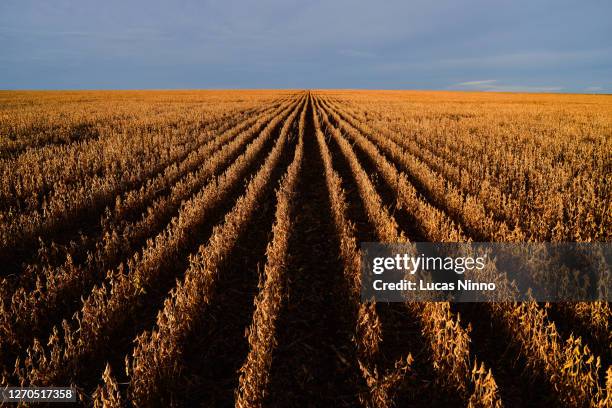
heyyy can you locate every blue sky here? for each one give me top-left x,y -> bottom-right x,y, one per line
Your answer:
1,0 -> 610,92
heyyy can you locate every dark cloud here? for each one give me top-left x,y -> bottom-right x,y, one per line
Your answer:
1,0 -> 610,91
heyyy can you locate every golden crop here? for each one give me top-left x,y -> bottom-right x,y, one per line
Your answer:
0,89 -> 609,407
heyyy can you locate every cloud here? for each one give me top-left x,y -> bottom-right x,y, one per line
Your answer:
451,79 -> 563,93
0,26 -> 167,42
585,86 -> 603,92
1,0 -> 610,89
438,49 -> 611,70
338,49 -> 377,58
454,80 -> 497,87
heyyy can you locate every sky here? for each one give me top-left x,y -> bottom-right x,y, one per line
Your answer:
1,0 -> 611,92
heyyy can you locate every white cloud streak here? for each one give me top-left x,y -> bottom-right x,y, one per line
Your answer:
455,80 -> 497,86
451,79 -> 564,93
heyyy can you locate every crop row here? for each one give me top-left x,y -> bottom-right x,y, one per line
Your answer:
127,95 -> 306,406
315,97 -> 502,407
